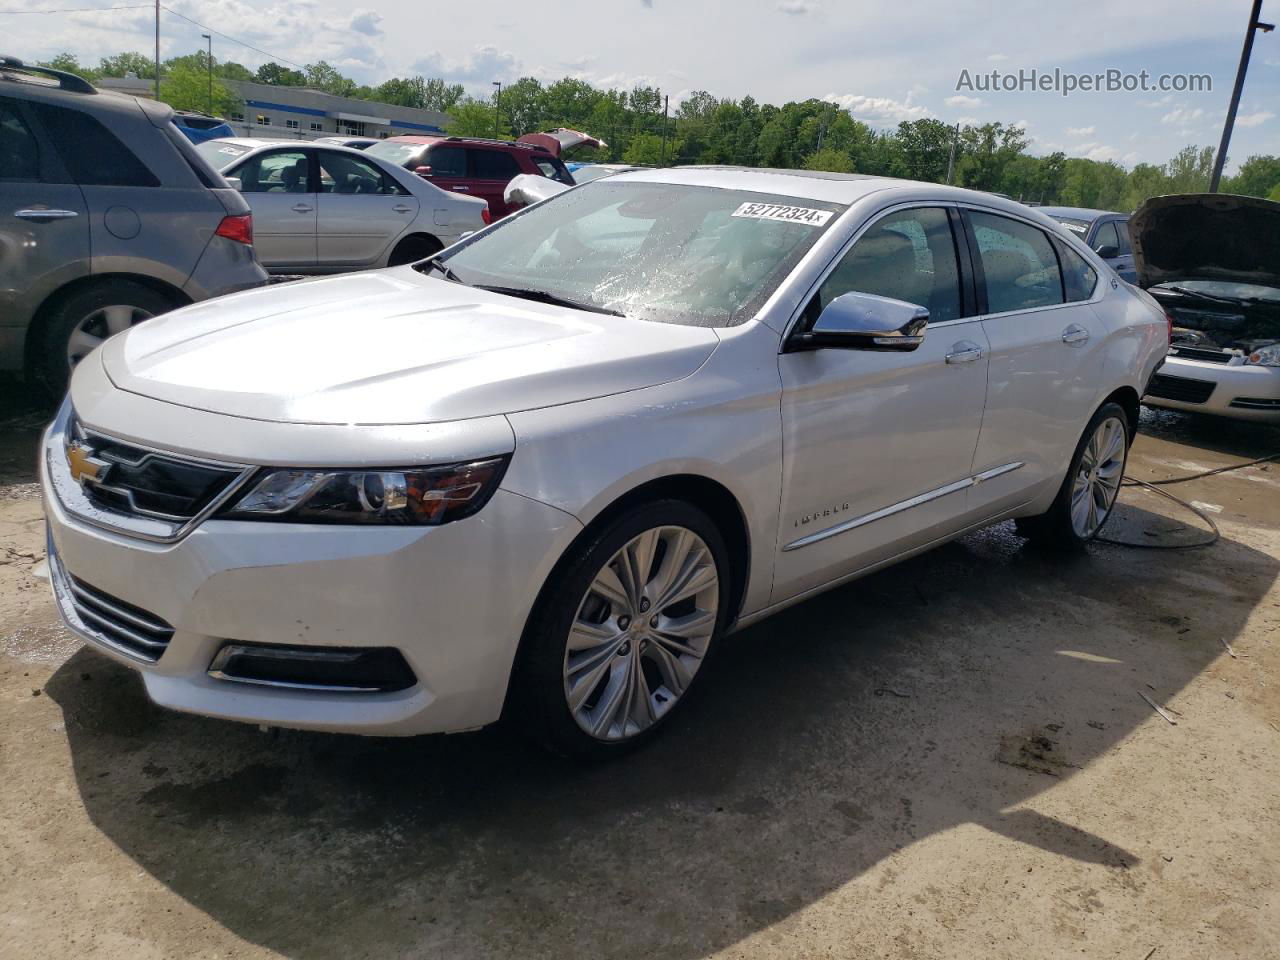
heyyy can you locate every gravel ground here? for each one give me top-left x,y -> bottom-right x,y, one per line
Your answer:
1,401 -> 1278,960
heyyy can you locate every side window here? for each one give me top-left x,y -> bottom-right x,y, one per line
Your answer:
424,146 -> 466,177
234,151 -> 309,193
1058,243 -> 1098,303
1116,219 -> 1132,255
535,158 -> 574,184
470,149 -> 521,180
1092,220 -> 1121,255
317,151 -> 404,195
815,207 -> 963,324
28,102 -> 159,187
969,211 -> 1064,313
0,100 -> 40,181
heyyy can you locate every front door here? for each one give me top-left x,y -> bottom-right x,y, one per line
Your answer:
774,206 -> 990,602
231,149 -> 317,270
468,147 -> 522,218
315,149 -> 418,268
962,208 -> 1112,517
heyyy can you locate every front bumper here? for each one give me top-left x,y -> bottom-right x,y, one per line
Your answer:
1143,356 -> 1280,422
41,418 -> 582,736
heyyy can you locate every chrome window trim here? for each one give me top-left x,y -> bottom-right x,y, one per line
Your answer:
782,461 -> 1024,552
46,404 -> 257,544
778,200 -> 971,347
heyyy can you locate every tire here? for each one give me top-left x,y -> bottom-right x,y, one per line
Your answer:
513,500 -> 732,759
387,234 -> 441,267
1016,401 -> 1131,548
35,280 -> 175,397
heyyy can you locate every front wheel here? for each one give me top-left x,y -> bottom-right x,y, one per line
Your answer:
514,501 -> 731,759
1016,402 -> 1131,548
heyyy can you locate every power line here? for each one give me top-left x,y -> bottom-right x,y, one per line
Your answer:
0,3 -> 150,12
158,4 -> 307,71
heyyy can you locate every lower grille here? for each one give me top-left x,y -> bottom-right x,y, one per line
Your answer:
1169,345 -> 1235,364
1229,396 -> 1280,411
1147,373 -> 1216,404
59,567 -> 175,663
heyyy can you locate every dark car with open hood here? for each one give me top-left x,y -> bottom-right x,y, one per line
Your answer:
1132,193 -> 1280,422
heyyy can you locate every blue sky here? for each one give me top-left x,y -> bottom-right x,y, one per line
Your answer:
10,0 -> 1279,172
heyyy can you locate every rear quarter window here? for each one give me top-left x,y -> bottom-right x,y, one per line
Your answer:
29,102 -> 160,187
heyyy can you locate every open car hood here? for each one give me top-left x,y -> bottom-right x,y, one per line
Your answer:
516,128 -> 607,158
504,173 -> 571,208
1131,193 -> 1280,289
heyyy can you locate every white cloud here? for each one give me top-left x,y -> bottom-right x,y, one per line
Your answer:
1122,151 -> 1140,165
1138,94 -> 1175,109
956,116 -> 979,126
348,9 -> 382,36
823,92 -> 930,123
1236,110 -> 1274,128
986,53 -> 1008,62
945,94 -> 983,109
1066,125 -> 1096,136
1160,106 -> 1204,126
778,0 -> 818,13
413,45 -> 521,86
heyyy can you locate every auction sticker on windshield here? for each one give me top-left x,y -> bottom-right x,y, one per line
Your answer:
732,202 -> 833,226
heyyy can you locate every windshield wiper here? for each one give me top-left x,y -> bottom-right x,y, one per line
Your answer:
414,258 -> 463,283
474,284 -> 625,317
1162,285 -> 1248,306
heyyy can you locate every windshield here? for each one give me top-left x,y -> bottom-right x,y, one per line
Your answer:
196,140 -> 251,170
436,181 -> 846,327
365,140 -> 430,168
1048,215 -> 1091,236
1154,280 -> 1280,303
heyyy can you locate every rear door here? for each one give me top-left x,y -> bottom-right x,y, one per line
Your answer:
468,147 -> 522,218
420,145 -> 471,205
0,95 -> 89,362
315,149 -> 418,268
228,148 -> 317,269
962,207 -> 1110,516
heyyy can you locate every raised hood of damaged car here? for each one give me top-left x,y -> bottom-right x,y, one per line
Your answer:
1131,193 -> 1280,289
98,269 -> 718,426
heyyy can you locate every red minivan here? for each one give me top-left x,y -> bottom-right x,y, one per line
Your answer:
364,129 -> 604,218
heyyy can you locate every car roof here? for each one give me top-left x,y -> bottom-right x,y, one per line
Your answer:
381,135 -> 443,144
1038,206 -> 1126,221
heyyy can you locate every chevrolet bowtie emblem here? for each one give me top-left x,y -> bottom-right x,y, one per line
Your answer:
67,441 -> 110,486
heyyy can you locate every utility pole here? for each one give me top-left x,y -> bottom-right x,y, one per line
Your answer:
153,0 -> 160,99
201,33 -> 212,115
660,95 -> 669,165
945,123 -> 959,185
1211,0 -> 1274,192
492,81 -> 502,138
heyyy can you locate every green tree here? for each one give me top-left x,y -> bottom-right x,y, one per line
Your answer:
756,117 -> 793,167
1269,182 -> 1280,202
622,132 -> 681,165
804,147 -> 854,173
255,61 -> 306,86
447,98 -> 507,138
97,51 -> 153,79
38,53 -> 99,82
1223,155 -> 1280,198
157,63 -> 241,117
218,60 -> 256,82
304,61 -> 355,96
421,77 -> 465,113
1164,145 -> 1215,194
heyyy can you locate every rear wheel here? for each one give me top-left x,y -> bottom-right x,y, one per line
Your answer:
1016,402 -> 1130,547
36,280 -> 175,396
388,234 -> 441,267
515,500 -> 730,759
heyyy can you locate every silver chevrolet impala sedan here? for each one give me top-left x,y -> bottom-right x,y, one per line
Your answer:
42,168 -> 1169,757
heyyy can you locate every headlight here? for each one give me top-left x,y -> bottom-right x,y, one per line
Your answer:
222,457 -> 508,525
1246,343 -> 1280,367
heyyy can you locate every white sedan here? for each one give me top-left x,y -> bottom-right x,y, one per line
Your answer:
195,138 -> 488,273
43,169 -> 1167,757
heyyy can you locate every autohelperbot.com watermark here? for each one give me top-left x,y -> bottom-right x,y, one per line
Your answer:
956,67 -> 1212,98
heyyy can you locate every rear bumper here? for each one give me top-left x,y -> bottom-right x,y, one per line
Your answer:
182,236 -> 268,303
1143,356 -> 1280,422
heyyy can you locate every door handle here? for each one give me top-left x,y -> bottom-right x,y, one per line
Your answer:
451,186 -> 470,191
292,203 -> 314,213
1062,324 -> 1090,345
392,204 -> 413,213
945,342 -> 984,364
15,208 -> 79,221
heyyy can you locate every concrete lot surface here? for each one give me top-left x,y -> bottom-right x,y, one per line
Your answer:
1,407 -> 1278,960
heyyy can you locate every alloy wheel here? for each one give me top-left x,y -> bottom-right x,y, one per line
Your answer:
1070,415 -> 1126,538
562,525 -> 719,742
66,304 -> 154,368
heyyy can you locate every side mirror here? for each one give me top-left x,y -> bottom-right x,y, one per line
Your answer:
224,176 -> 243,192
1094,243 -> 1119,259
791,291 -> 928,352
414,165 -> 433,177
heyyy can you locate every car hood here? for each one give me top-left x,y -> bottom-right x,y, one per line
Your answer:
504,173 -> 570,207
99,269 -> 718,425
1131,193 -> 1280,289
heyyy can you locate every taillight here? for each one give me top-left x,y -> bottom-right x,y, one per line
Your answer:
215,213 -> 253,245
1164,311 -> 1175,344
481,206 -> 492,225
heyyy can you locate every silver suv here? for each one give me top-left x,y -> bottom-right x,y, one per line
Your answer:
0,57 -> 267,393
